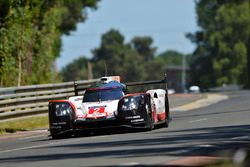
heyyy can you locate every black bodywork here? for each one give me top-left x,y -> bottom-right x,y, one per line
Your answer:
48,102 -> 75,138
116,94 -> 153,129
48,101 -> 120,138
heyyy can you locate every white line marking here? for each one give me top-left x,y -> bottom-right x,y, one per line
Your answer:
0,143 -> 56,154
197,144 -> 213,148
189,118 -> 208,123
0,135 -> 107,154
118,162 -> 140,166
169,144 -> 215,155
231,136 -> 250,140
170,147 -> 199,154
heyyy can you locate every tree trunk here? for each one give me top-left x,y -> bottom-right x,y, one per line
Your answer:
88,62 -> 93,79
17,54 -> 22,87
247,37 -> 250,89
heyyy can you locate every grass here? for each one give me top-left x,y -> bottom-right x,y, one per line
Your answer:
0,115 -> 49,135
206,159 -> 246,167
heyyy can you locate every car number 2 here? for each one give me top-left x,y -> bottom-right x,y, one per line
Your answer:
89,107 -> 105,114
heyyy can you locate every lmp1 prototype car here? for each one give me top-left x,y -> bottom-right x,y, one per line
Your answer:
48,76 -> 170,138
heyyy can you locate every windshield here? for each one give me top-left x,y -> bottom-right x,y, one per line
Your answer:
83,88 -> 124,102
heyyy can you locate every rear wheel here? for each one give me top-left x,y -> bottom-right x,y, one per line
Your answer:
163,113 -> 169,128
148,115 -> 154,130
163,95 -> 170,128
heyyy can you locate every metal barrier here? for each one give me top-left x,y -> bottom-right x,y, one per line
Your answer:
0,79 -> 99,120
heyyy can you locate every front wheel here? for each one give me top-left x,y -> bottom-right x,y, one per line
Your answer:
51,132 -> 71,139
146,104 -> 154,130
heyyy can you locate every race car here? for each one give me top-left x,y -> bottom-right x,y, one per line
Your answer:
48,76 -> 170,138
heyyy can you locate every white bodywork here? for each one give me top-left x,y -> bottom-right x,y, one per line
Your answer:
147,89 -> 166,114
100,76 -> 120,83
68,96 -> 118,119
68,96 -> 84,115
68,76 -> 122,119
80,100 -> 119,119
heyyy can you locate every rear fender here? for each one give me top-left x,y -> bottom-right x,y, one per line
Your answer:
146,89 -> 167,121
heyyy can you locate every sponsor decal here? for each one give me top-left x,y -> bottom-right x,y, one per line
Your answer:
51,126 -> 61,129
88,107 -> 105,114
87,113 -> 106,118
131,119 -> 144,123
125,115 -> 141,119
75,98 -> 82,102
86,106 -> 107,119
88,105 -> 107,109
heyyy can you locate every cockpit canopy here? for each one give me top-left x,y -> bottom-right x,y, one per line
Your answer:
82,81 -> 125,102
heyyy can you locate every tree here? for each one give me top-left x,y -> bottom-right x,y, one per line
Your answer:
92,29 -> 126,77
157,50 -> 187,66
61,28 -> 194,92
187,0 -> 250,88
130,36 -> 156,62
0,0 -> 98,87
60,57 -> 89,81
91,29 -> 145,82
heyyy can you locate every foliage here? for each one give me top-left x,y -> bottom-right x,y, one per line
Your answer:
62,29 -> 189,85
131,36 -> 156,62
157,50 -> 191,66
0,0 -> 98,87
187,0 -> 250,88
92,29 -> 167,82
60,56 -> 89,81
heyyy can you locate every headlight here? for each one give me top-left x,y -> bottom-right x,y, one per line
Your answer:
129,102 -> 137,110
55,103 -> 72,116
122,102 -> 138,111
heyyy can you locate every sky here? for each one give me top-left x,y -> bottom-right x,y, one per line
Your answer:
57,0 -> 198,70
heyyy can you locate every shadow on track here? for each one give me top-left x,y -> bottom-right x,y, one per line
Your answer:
1,124 -> 250,164
33,126 -> 153,142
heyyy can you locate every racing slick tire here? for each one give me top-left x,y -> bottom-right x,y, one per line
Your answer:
51,133 -> 66,139
146,104 -> 154,131
163,95 -> 170,128
51,131 -> 72,139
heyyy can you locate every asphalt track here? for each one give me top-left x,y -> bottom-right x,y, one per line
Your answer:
0,91 -> 249,167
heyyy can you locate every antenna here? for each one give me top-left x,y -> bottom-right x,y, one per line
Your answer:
164,73 -> 168,93
74,81 -> 78,96
104,61 -> 108,76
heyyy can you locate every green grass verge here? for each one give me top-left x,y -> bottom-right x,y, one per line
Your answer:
0,115 -> 49,135
206,159 -> 243,167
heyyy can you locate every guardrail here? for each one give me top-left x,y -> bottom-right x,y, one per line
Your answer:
0,79 -> 99,120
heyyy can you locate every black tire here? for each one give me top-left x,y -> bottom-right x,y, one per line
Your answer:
148,115 -> 154,130
51,134 -> 61,139
163,113 -> 169,128
163,95 -> 170,128
146,104 -> 154,130
51,131 -> 72,139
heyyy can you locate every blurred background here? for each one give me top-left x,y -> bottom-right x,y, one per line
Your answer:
0,0 -> 249,92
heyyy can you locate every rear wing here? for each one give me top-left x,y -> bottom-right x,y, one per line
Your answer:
74,75 -> 168,96
74,82 -> 89,96
125,75 -> 167,88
